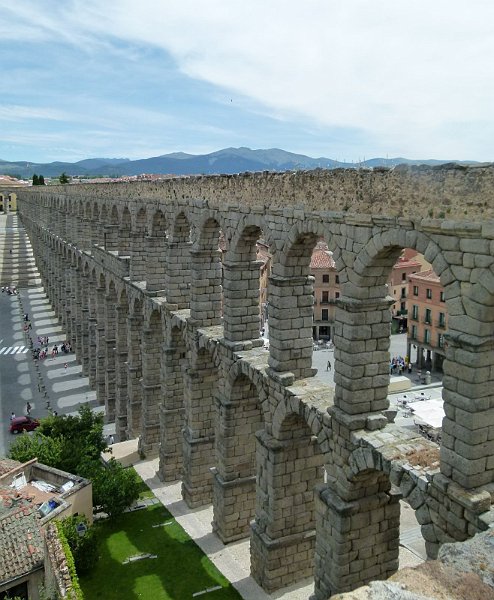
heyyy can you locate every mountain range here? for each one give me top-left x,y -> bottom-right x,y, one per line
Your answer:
0,147 -> 478,180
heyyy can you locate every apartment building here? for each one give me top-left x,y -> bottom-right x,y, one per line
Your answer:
406,269 -> 447,371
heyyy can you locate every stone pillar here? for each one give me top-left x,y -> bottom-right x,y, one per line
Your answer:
157,342 -> 185,482
145,236 -> 167,293
441,332 -> 494,488
164,241 -> 191,309
267,274 -> 315,380
126,313 -> 143,438
92,220 -> 104,247
212,380 -> 262,543
129,231 -> 147,282
103,225 -> 119,251
312,483 -> 401,599
114,304 -> 129,441
189,248 -> 222,327
104,294 -> 117,422
95,286 -> 107,406
87,287 -> 97,387
222,259 -> 263,343
80,307 -> 90,377
333,296 -> 393,417
181,353 -> 216,508
138,325 -> 163,456
251,429 -> 323,592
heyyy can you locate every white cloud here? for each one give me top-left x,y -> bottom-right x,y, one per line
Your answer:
2,1 -> 494,159
0,105 -> 70,122
63,0 -> 493,158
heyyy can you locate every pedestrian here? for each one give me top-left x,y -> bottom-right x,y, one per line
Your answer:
64,362 -> 68,371
10,411 -> 15,421
327,360 -> 332,371
26,402 -> 32,415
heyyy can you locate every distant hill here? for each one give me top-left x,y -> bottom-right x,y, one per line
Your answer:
0,148 -> 479,179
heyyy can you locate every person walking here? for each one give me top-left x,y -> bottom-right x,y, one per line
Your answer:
10,411 -> 15,421
26,402 -> 32,416
326,360 -> 332,371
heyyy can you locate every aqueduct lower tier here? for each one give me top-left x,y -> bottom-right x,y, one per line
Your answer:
16,165 -> 494,598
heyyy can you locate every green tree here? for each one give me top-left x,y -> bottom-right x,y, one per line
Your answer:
90,459 -> 140,519
32,174 -> 39,186
59,172 -> 70,184
38,174 -> 45,185
9,430 -> 63,466
58,515 -> 98,574
9,404 -> 107,475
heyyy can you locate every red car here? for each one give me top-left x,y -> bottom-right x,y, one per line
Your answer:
10,416 -> 40,434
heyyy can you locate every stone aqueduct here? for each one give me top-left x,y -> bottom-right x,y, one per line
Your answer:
16,166 -> 494,598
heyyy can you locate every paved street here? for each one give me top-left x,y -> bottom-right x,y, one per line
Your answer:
0,213 -> 101,456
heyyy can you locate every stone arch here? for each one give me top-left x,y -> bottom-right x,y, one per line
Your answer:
267,224 -> 325,379
126,295 -> 144,438
114,286 -> 130,440
139,305 -> 164,456
120,206 -> 132,253
149,207 -> 167,237
348,443 -> 436,555
189,214 -> 223,327
194,212 -> 224,251
213,367 -> 265,543
182,343 -> 219,507
170,210 -> 191,243
222,215 -> 274,344
165,211 -> 192,309
158,323 -> 188,482
251,409 -> 325,592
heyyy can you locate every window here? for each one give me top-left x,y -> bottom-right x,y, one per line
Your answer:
400,301 -> 406,312
424,329 -> 431,344
426,288 -> 432,299
322,274 -> 329,283
413,285 -> 418,296
401,287 -> 406,299
321,309 -> 329,321
412,305 -> 418,320
335,275 -> 340,284
438,333 -> 445,348
425,308 -> 432,324
411,325 -> 417,339
440,291 -> 445,302
402,272 -> 407,281
321,291 -> 329,303
438,312 -> 446,328
335,291 -> 340,299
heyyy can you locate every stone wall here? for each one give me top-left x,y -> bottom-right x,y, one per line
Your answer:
16,167 -> 494,598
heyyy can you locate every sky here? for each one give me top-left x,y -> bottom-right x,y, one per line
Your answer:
1,1 -> 493,164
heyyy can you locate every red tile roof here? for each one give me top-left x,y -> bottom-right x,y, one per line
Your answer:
409,269 -> 440,282
310,249 -> 336,270
0,486 -> 44,582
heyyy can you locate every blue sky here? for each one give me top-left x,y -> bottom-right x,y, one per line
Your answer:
1,1 -> 493,164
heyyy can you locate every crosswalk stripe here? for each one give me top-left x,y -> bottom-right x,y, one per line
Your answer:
0,346 -> 30,356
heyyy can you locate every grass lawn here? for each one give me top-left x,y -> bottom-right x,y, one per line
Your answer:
80,485 -> 243,600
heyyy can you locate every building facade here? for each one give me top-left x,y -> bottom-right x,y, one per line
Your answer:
407,269 -> 448,371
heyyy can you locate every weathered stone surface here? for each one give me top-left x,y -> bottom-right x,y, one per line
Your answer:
16,170 -> 494,599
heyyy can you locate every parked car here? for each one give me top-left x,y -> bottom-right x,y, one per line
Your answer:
10,416 -> 40,434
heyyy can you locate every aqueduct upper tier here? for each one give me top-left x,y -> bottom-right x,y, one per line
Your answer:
16,164 -> 494,598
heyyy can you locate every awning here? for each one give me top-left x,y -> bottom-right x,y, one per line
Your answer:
410,398 -> 444,429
